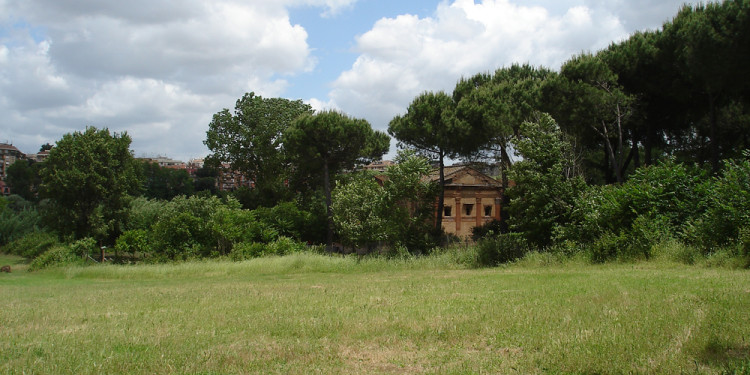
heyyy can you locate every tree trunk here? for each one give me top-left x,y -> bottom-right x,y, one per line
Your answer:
435,152 -> 445,236
644,125 -> 654,166
708,92 -> 720,174
323,160 -> 333,248
621,130 -> 639,175
614,104 -> 624,183
594,101 -> 626,184
633,132 -> 641,169
603,143 -> 614,184
596,122 -> 622,184
605,137 -> 623,184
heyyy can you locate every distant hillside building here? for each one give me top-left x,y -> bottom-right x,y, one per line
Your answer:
362,160 -> 395,172
217,163 -> 253,191
0,142 -> 25,183
428,166 -> 505,238
185,158 -> 205,178
26,150 -> 50,163
138,156 -> 187,169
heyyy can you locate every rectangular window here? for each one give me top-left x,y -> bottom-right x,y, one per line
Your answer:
464,204 -> 474,216
444,206 -> 452,217
484,205 -> 492,217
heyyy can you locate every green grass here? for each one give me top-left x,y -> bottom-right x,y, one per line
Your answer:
1,253 -> 749,374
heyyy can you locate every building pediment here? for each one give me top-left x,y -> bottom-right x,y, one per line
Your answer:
432,166 -> 502,188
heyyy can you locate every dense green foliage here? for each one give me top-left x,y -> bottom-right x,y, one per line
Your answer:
139,161 -> 194,200
98,195 -> 320,264
688,154 -> 750,250
27,244 -> 78,271
114,196 -> 285,262
332,151 -> 438,253
506,113 -> 585,247
453,64 -> 553,186
331,173 -> 387,248
205,92 -> 313,208
0,196 -> 41,246
284,110 -> 389,245
40,127 -> 141,242
5,160 -> 42,201
2,230 -> 58,259
543,53 -> 635,183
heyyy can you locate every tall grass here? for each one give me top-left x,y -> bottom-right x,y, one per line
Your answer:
59,251 -> 471,281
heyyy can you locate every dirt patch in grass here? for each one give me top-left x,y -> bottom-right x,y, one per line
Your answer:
339,342 -> 425,374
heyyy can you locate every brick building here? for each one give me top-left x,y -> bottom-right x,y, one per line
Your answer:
429,166 -> 505,238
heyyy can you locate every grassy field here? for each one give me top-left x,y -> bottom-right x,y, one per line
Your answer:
1,253 -> 749,374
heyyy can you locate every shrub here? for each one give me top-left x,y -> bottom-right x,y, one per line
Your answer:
561,159 -> 707,246
741,227 -> 750,258
626,215 -> 674,260
210,206 -> 263,255
0,206 -> 41,246
545,239 -> 583,257
115,229 -> 151,258
507,114 -> 586,248
589,231 -> 626,263
125,197 -> 166,231
3,194 -> 34,212
142,195 -> 266,261
559,184 -> 621,245
29,245 -> 77,271
587,217 -> 675,263
150,212 -> 205,260
692,155 -> 750,249
70,237 -> 98,259
252,201 -> 315,241
624,159 -> 709,228
476,232 -> 529,266
471,220 -> 506,241
701,247 -> 750,269
651,239 -> 700,265
266,237 -> 306,256
2,231 -> 58,258
229,242 -> 267,261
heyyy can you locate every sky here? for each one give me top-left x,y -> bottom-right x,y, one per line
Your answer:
0,0 -> 697,161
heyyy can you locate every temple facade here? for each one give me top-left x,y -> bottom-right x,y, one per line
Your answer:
430,166 -> 505,238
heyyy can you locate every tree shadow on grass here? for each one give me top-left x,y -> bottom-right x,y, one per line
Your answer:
697,337 -> 750,374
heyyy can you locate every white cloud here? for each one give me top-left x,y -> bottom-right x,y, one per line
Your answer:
307,97 -> 339,113
12,1 -> 313,88
0,0 -> 326,161
64,77 -> 219,160
0,39 -> 78,111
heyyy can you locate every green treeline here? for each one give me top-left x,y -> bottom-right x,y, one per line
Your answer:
1,1 -> 749,269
